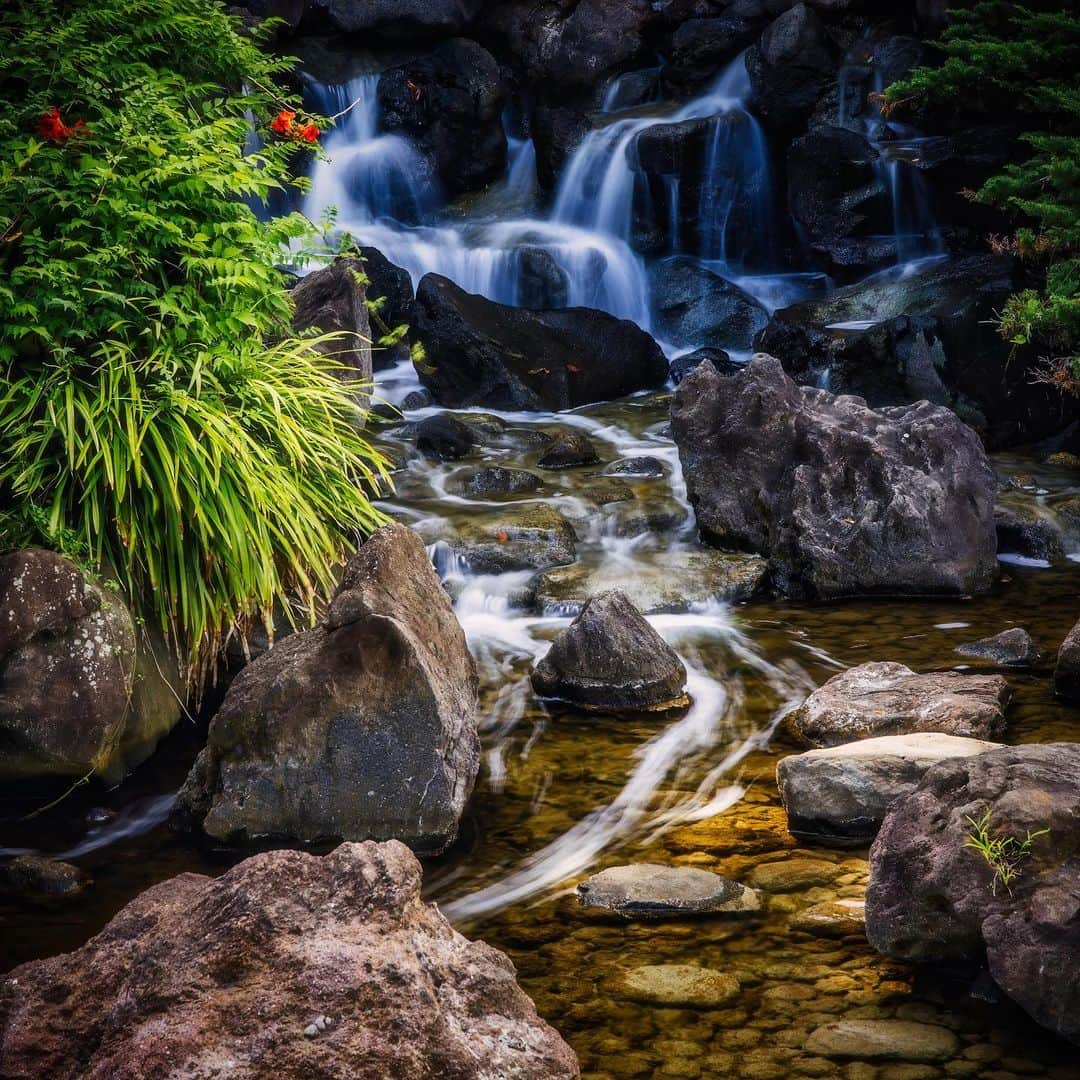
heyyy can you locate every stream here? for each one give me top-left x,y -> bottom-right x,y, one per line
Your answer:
4,47 -> 1080,1080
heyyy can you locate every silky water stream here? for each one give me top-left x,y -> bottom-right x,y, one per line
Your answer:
4,51 -> 1080,1080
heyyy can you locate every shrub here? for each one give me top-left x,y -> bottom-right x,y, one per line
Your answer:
0,0 -> 390,677
886,2 -> 1080,381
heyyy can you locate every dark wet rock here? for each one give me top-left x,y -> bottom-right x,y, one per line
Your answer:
649,257 -> 769,353
413,274 -> 668,411
746,4 -> 836,131
378,39 -> 506,196
530,103 -> 592,190
757,255 -> 1075,448
0,841 -> 580,1079
608,502 -> 686,538
664,16 -> 758,95
956,628 -> 1040,669
312,0 -> 482,39
401,388 -> 433,411
671,355 -> 999,599
995,504 -> 1064,562
451,466 -> 541,497
357,246 -> 414,369
777,733 -> 1003,846
805,1020 -> 959,1062
432,505 -> 578,574
536,550 -> 767,615
0,856 -> 91,905
607,456 -> 667,477
787,662 -> 1010,749
577,864 -> 759,919
176,524 -> 479,854
598,67 -> 660,112
415,414 -> 475,460
531,591 -> 688,712
292,257 -> 373,397
582,477 -> 634,505
670,346 -> 737,386
865,743 -> 1080,1046
538,431 -> 601,470
619,965 -> 740,1008
481,0 -> 656,92
516,247 -> 571,309
0,550 -> 181,784
1054,619 -> 1080,703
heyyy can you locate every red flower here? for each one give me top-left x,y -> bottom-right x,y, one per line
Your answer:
37,107 -> 89,143
270,109 -> 296,136
300,122 -> 319,144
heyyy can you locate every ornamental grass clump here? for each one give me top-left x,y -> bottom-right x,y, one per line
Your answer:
0,0 -> 391,679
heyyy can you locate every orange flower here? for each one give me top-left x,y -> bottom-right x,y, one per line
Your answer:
300,122 -> 319,144
37,107 -> 89,143
270,109 -> 296,136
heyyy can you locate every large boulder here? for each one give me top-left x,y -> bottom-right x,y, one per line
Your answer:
0,841 -> 581,1078
663,16 -> 759,96
531,591 -> 688,711
649,256 -> 769,352
413,273 -> 668,410
777,733 -> 1003,846
787,662 -> 1010,748
176,524 -> 479,854
756,255 -> 1076,448
746,4 -> 835,131
311,0 -> 482,38
0,549 -> 180,784
357,246 -> 414,369
865,743 -> 1080,1046
378,40 -> 507,197
670,355 -> 1000,599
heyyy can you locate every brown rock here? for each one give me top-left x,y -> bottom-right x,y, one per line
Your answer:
0,841 -> 579,1079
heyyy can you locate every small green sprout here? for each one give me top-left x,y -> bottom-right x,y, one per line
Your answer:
964,807 -> 1049,896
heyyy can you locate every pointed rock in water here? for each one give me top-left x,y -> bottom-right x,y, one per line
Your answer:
777,732 -> 1003,846
955,627 -> 1039,668
786,662 -> 1010,748
0,841 -> 581,1079
538,430 -> 600,470
531,591 -> 688,711
576,864 -> 759,919
670,355 -> 999,598
175,524 -> 479,854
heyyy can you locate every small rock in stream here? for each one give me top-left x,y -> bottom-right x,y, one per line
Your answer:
415,414 -> 475,460
450,466 -> 541,497
0,856 -> 91,905
531,591 -> 688,712
431,504 -> 577,574
576,864 -> 758,918
537,430 -> 600,470
606,456 -> 666,478
789,899 -> 866,938
955,627 -> 1039,667
619,964 -> 740,1008
804,1019 -> 959,1062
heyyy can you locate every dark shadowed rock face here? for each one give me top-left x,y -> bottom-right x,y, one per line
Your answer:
378,39 -> 506,196
1055,619 -> 1080,702
0,841 -> 581,1079
292,257 -> 373,396
787,662 -> 1010,748
0,550 -> 180,784
413,274 -> 668,411
176,524 -> 479,854
0,855 -> 90,905
670,355 -> 999,599
531,590 -> 688,711
415,413 -> 475,460
357,246 -> 413,369
312,0 -> 482,38
865,744 -> 1080,1046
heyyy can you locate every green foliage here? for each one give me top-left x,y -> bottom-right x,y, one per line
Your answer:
964,806 -> 1048,895
0,0 -> 390,675
887,2 -> 1080,377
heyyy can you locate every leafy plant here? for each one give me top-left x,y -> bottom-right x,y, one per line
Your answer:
0,0 -> 391,679
886,2 -> 1080,381
964,806 -> 1048,895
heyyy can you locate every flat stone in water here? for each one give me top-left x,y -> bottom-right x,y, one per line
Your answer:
576,864 -> 759,919
747,858 -> 841,892
789,899 -> 866,938
536,550 -> 767,615
619,964 -> 740,1008
805,1019 -> 959,1062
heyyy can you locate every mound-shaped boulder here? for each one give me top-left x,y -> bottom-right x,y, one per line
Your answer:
577,863 -> 758,919
670,355 -> 999,599
865,743 -> 1080,1046
0,841 -> 581,1079
0,549 -> 180,784
378,40 -> 506,196
787,662 -> 1010,748
532,591 -> 688,711
413,274 -> 668,410
176,524 -> 479,854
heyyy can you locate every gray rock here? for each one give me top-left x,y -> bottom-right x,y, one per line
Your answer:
0,856 -> 90,905
787,662 -> 1010,748
432,505 -> 577,574
995,503 -> 1064,562
1055,618 -> 1080,702
956,628 -> 1040,668
805,1020 -> 959,1062
538,431 -> 600,470
607,456 -> 666,477
536,550 -> 767,615
777,733 -> 1003,846
619,965 -> 740,1008
866,743 -> 1080,1046
531,591 -> 688,712
176,524 -> 479,854
671,355 -> 999,599
577,864 -> 759,918
450,466 -> 541,498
